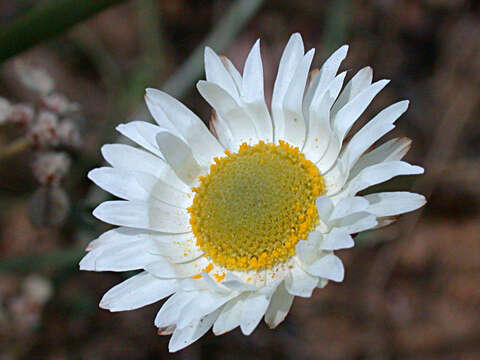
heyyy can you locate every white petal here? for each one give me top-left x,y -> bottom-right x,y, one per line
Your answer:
156,131 -> 203,187
197,80 -> 258,148
342,101 -> 409,171
272,33 -> 305,141
315,135 -> 341,174
364,191 -> 426,217
306,254 -> 344,282
329,196 -> 369,220
220,56 -> 243,92
331,66 -> 373,116
303,72 -> 346,163
116,121 -> 164,158
222,273 -> 257,292
333,79 -> 390,142
349,137 -> 412,180
155,291 -> 196,328
88,167 -> 148,201
101,144 -> 189,192
241,39 -> 273,142
240,293 -> 270,335
296,235 -> 320,265
177,290 -> 235,329
213,295 -> 246,335
281,49 -> 315,148
285,265 -> 318,297
93,200 -> 190,233
322,160 -> 347,195
85,227 -> 151,251
153,240 -> 203,264
132,171 -> 192,208
80,237 -> 159,272
145,88 -> 224,165
169,308 -> 220,352
316,196 -> 334,221
100,272 -> 176,312
305,45 -> 348,109
210,110 -> 235,150
264,281 -> 294,328
345,160 -> 424,195
145,256 -> 208,279
204,47 -> 239,99
321,228 -> 354,250
334,212 -> 378,234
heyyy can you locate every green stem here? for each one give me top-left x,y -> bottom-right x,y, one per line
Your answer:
0,0 -> 128,63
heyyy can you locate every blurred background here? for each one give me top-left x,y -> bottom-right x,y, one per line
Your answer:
0,0 -> 479,359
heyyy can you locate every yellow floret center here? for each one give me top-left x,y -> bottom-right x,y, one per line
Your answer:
188,141 -> 324,271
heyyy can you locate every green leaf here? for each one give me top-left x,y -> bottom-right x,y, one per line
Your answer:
0,0 -> 127,63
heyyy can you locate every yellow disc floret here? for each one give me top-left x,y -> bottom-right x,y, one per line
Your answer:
188,141 -> 324,271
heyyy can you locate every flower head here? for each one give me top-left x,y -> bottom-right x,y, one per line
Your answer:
81,33 -> 425,352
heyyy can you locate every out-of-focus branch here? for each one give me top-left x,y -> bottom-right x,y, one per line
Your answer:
0,0 -> 128,63
0,137 -> 30,161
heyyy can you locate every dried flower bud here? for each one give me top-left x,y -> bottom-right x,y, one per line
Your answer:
32,151 -> 71,186
14,61 -> 55,95
28,186 -> 70,226
0,97 -> 12,124
58,119 -> 82,148
27,110 -> 59,147
8,103 -> 34,127
40,93 -> 70,114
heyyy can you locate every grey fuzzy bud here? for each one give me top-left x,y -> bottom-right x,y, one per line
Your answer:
32,151 -> 71,186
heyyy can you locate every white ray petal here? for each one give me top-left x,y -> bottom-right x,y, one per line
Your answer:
304,45 -> 348,112
334,212 -> 378,234
156,131 -> 203,187
329,196 -> 369,220
93,200 -> 190,233
145,88 -> 224,165
220,56 -> 243,92
177,291 -> 235,329
364,191 -> 426,217
213,295 -> 246,335
285,265 -> 318,297
281,49 -> 315,147
197,80 -> 258,149
264,282 -> 294,328
132,171 -> 192,208
144,256 -> 208,279
272,33 -> 305,141
333,79 -> 390,143
241,39 -> 273,142
100,272 -> 176,312
204,46 -> 240,99
80,238 -> 159,272
342,100 -> 409,172
306,254 -> 344,282
346,160 -> 424,195
303,72 -> 346,163
101,144 -> 189,192
169,308 -> 220,353
116,121 -> 164,158
240,293 -> 270,335
349,137 -> 412,180
155,291 -> 196,328
331,66 -> 373,116
88,167 -> 148,201
320,228 -> 354,250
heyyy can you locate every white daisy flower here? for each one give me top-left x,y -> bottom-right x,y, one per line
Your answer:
81,33 -> 426,352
